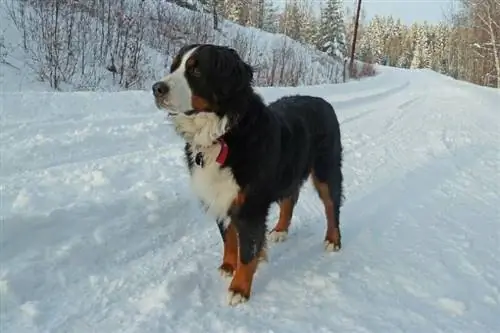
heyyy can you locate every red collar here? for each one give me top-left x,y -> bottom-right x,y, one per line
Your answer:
215,138 -> 229,164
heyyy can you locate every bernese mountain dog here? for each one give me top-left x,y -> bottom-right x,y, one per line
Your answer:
152,43 -> 344,306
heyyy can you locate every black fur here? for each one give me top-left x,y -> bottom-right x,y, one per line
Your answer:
165,44 -> 343,266
170,43 -> 254,127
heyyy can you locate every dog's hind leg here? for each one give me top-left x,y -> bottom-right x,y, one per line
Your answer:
268,189 -> 300,243
311,156 -> 343,252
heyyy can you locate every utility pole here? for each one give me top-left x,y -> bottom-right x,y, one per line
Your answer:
349,0 -> 362,75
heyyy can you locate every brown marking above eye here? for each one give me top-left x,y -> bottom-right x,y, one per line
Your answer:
186,57 -> 196,67
186,57 -> 201,77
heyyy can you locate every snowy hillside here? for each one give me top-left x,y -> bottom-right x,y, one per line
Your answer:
1,66 -> 499,332
0,0 -> 348,93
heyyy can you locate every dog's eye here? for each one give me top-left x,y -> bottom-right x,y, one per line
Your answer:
191,67 -> 201,77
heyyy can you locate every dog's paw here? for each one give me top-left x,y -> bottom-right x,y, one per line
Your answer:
258,250 -> 268,263
218,263 -> 235,278
227,289 -> 249,306
324,240 -> 341,252
268,230 -> 288,242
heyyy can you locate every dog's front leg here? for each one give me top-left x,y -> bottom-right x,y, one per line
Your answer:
226,210 -> 267,306
217,218 -> 238,278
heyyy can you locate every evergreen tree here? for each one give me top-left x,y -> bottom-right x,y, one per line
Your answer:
317,0 -> 347,59
225,0 -> 248,25
281,0 -> 304,41
410,24 -> 431,69
303,12 -> 319,46
262,0 -> 279,33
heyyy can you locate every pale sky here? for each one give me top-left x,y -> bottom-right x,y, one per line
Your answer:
273,0 -> 456,24
343,0 -> 456,24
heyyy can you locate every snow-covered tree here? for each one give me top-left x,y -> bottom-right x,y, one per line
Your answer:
317,0 -> 347,59
303,11 -> 320,46
410,24 -> 431,69
358,15 -> 385,63
262,0 -> 279,33
279,0 -> 306,41
225,0 -> 249,25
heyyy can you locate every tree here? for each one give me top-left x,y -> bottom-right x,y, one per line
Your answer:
468,0 -> 500,87
262,0 -> 279,33
225,0 -> 249,25
317,0 -> 347,59
410,23 -> 431,69
279,0 -> 306,41
303,9 -> 320,46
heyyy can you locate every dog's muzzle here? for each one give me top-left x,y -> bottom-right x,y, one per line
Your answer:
152,81 -> 169,98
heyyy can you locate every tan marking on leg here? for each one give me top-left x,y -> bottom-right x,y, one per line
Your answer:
218,223 -> 238,277
268,194 -> 298,243
311,172 -> 341,251
227,255 -> 259,305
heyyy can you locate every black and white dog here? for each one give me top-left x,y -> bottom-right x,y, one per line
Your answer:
152,44 -> 344,306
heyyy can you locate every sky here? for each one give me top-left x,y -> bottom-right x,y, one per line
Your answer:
273,0 -> 457,24
342,0 -> 455,24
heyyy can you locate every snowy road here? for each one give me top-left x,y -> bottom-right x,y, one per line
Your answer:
1,67 -> 499,332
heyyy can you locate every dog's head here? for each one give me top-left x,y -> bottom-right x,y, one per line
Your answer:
152,44 -> 254,146
153,43 -> 254,116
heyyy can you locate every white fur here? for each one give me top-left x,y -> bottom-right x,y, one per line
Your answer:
159,46 -> 199,114
268,230 -> 288,242
188,144 -> 240,220
218,267 -> 233,279
157,45 -> 235,217
324,240 -> 341,252
173,112 -> 229,147
227,291 -> 247,306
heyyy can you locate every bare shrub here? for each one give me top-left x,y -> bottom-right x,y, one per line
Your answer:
178,10 -> 216,45
221,31 -> 342,87
5,0 -> 355,90
235,30 -> 262,60
147,1 -> 175,55
5,0 -> 150,90
360,62 -> 376,77
349,59 -> 377,79
0,31 -> 9,64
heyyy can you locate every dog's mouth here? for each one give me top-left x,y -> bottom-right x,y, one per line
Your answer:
154,98 -> 205,117
154,98 -> 177,116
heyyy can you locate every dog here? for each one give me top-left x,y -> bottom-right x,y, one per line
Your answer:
152,43 -> 344,306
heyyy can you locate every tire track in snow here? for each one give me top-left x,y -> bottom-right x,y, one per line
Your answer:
332,79 -> 410,110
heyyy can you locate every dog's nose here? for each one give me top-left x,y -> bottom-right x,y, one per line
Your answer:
152,81 -> 169,97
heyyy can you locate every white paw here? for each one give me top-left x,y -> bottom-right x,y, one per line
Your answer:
324,240 -> 341,252
258,252 -> 268,263
268,230 -> 288,242
218,267 -> 233,278
227,290 -> 248,306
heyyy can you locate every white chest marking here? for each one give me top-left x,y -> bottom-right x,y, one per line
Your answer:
189,144 -> 239,219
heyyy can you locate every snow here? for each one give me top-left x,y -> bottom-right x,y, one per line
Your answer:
1,66 -> 500,332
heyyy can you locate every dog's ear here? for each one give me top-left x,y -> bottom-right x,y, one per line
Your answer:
239,59 -> 254,87
209,46 -> 254,99
228,47 -> 254,86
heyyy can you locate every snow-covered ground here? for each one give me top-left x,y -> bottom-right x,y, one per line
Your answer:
1,66 -> 499,332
